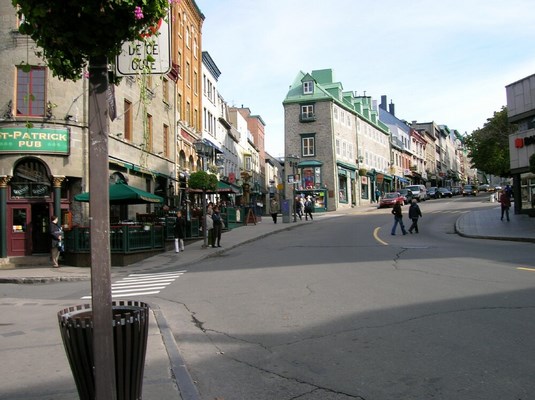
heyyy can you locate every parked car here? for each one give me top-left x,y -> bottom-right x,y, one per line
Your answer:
436,187 -> 453,198
427,187 -> 439,199
478,184 -> 490,192
378,192 -> 405,208
398,188 -> 413,204
405,185 -> 427,202
462,184 -> 478,196
451,186 -> 462,196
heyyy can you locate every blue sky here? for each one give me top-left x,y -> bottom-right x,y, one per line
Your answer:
198,0 -> 535,157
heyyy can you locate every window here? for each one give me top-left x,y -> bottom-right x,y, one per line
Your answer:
301,135 -> 315,157
333,107 -> 338,121
336,139 -> 340,155
300,104 -> 315,121
303,81 -> 313,94
244,155 -> 252,171
193,70 -> 198,94
124,99 -> 132,140
146,113 -> 153,152
162,77 -> 169,104
16,66 -> 46,116
186,62 -> 190,87
163,124 -> 169,157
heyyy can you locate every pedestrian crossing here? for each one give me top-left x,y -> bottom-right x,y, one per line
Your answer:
81,270 -> 186,299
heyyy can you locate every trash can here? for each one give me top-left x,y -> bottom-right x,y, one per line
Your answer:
58,300 -> 149,400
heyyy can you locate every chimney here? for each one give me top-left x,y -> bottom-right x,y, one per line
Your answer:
389,100 -> 395,116
380,95 -> 387,110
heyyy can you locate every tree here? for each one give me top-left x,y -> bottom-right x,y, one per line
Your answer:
188,171 -> 218,191
13,0 -> 169,81
464,107 -> 517,178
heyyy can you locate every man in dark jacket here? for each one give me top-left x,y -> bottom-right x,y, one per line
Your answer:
408,198 -> 423,234
391,201 -> 407,235
50,215 -> 62,267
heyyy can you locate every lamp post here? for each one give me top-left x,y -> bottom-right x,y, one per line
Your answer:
356,156 -> 363,206
286,154 -> 300,222
193,139 -> 211,248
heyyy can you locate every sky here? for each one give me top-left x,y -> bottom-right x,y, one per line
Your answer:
197,0 -> 535,158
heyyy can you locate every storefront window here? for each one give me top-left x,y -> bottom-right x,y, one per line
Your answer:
12,209 -> 27,232
338,174 -> 348,203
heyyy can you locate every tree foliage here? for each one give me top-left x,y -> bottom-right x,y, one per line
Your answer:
188,171 -> 218,192
464,107 -> 517,178
13,0 -> 170,81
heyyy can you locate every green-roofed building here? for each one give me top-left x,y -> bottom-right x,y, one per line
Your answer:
283,69 -> 391,211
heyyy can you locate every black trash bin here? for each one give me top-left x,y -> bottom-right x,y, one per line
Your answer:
58,300 -> 149,400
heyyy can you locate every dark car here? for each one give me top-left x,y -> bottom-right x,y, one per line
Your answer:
436,187 -> 453,198
378,192 -> 405,208
451,186 -> 461,196
427,187 -> 439,199
462,185 -> 478,196
398,188 -> 413,204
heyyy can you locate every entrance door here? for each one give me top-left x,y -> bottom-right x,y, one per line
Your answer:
32,203 -> 50,254
8,206 -> 31,256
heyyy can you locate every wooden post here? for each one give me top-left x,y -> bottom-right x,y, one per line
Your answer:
88,56 -> 117,400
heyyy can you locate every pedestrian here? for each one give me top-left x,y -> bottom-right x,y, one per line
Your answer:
505,184 -> 513,198
296,196 -> 304,220
375,189 -> 381,203
50,215 -> 62,268
408,198 -> 422,234
304,196 -> 314,221
270,198 -> 279,223
211,206 -> 223,247
391,201 -> 407,235
205,208 -> 214,247
173,210 -> 186,253
499,189 -> 511,221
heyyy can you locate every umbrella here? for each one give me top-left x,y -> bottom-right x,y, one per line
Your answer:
74,182 -> 164,204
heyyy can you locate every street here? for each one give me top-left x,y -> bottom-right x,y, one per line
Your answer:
2,196 -> 535,399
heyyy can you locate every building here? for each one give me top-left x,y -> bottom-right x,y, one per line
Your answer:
283,69 -> 391,211
0,0 -> 205,258
506,74 -> 535,214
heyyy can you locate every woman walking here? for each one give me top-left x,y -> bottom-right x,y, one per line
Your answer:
173,210 -> 186,253
408,199 -> 422,234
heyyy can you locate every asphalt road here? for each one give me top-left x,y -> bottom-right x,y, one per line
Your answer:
3,196 -> 535,400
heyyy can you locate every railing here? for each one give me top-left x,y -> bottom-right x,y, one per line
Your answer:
65,225 -> 165,253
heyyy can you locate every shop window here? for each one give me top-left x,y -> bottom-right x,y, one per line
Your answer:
338,174 -> 348,203
16,66 -> 46,116
12,208 -> 27,232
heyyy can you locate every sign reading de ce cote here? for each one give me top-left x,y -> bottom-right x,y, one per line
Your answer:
116,13 -> 171,76
0,127 -> 70,154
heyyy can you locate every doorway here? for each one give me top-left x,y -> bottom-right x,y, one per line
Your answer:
32,203 -> 50,254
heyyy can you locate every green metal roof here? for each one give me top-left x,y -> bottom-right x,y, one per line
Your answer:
283,69 -> 389,135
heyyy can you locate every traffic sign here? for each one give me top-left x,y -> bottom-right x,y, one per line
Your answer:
116,13 -> 171,76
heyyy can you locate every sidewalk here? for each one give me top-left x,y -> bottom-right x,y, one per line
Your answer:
1,204 -> 534,400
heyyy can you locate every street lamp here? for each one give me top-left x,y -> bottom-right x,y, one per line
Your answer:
193,139 -> 212,248
286,154 -> 300,222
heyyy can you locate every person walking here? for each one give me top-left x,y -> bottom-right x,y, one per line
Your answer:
295,196 -> 304,220
49,215 -> 62,267
408,198 -> 422,234
270,198 -> 279,223
211,206 -> 223,247
375,189 -> 381,203
173,210 -> 186,253
391,201 -> 407,235
499,189 -> 511,221
304,196 -> 314,221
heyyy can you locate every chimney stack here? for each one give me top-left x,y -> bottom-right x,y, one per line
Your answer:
389,100 -> 395,116
380,95 -> 387,110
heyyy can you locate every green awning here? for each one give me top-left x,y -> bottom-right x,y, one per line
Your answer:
74,182 -> 163,204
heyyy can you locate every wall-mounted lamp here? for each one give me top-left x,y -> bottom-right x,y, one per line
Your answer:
115,133 -> 123,137
157,151 -> 163,155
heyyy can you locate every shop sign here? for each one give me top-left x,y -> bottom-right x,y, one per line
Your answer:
0,127 -> 69,154
515,134 -> 535,148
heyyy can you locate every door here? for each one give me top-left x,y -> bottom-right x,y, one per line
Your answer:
8,205 -> 31,256
32,203 -> 51,254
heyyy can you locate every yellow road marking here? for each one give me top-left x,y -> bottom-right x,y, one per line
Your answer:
517,267 -> 535,272
374,227 -> 388,246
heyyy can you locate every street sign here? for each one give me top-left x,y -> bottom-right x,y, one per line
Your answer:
116,13 -> 171,76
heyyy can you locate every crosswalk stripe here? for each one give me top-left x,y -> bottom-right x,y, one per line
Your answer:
81,270 -> 185,299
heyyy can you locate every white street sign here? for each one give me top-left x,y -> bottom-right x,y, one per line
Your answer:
116,13 -> 171,76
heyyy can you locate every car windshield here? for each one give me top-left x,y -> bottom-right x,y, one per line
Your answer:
385,193 -> 398,199
407,186 -> 419,191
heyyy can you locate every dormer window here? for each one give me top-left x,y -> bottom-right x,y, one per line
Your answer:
303,80 -> 314,94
